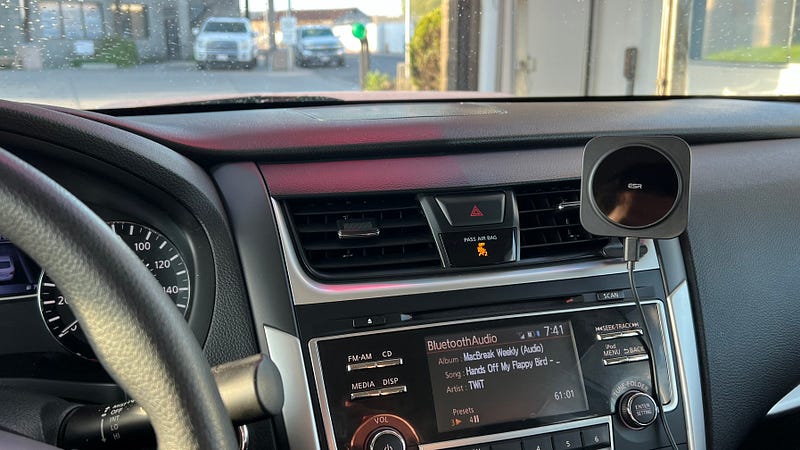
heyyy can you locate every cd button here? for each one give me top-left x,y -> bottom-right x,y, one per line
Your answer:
375,357 -> 404,368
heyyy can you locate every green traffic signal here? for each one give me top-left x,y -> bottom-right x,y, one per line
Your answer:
351,22 -> 366,41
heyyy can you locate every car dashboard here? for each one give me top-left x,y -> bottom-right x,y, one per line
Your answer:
0,97 -> 799,449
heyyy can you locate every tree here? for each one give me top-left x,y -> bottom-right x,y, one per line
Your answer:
410,7 -> 441,90
405,0 -> 441,18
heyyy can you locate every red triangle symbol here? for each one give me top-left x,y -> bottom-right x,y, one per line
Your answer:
470,205 -> 484,217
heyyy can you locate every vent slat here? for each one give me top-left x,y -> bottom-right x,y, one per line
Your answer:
302,234 -> 434,251
310,250 -> 440,270
285,194 -> 441,279
515,180 -> 609,260
296,216 -> 428,233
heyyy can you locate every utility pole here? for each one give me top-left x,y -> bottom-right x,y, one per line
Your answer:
404,0 -> 411,81
267,0 -> 277,51
244,0 -> 249,19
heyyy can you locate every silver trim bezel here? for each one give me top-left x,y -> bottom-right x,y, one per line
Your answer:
665,280 -> 706,450
419,416 -> 613,450
308,300 -> 678,450
271,198 -> 660,305
263,326 -> 321,450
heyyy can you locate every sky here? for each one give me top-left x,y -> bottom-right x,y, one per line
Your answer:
239,0 -> 404,17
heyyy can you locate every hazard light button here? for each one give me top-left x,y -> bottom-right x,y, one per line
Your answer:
435,193 -> 506,227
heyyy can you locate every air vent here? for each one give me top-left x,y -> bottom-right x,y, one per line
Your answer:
285,194 -> 441,279
515,181 -> 610,262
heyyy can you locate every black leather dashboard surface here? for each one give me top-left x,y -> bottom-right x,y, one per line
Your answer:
685,138 -> 800,449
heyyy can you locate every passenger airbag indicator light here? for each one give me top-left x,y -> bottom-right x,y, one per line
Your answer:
441,228 -> 515,267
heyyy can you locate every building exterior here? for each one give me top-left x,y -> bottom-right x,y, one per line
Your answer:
0,0 -> 238,68
473,0 -> 800,96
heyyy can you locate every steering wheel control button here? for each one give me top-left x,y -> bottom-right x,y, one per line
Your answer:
580,425 -> 611,448
619,391 -> 658,429
436,193 -> 506,227
368,428 -> 406,450
551,430 -> 582,450
522,435 -> 554,450
441,228 -> 516,267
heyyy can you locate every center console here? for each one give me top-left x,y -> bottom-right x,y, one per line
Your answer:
214,161 -> 703,450
308,295 -> 677,450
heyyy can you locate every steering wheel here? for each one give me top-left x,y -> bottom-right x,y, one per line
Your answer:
0,146 -> 238,450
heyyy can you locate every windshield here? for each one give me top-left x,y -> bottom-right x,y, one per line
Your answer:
1,0 -> 798,109
203,21 -> 247,33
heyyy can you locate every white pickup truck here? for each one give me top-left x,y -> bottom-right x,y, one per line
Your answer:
193,17 -> 258,70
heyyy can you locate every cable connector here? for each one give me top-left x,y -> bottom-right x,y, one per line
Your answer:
623,236 -> 641,271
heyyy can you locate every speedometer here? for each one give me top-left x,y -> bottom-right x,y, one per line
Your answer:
38,221 -> 191,359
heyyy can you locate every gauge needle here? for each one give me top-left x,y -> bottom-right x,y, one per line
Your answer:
58,320 -> 79,338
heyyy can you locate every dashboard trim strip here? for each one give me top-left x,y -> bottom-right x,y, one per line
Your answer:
270,198 -> 660,305
665,280 -> 706,450
263,326 -> 321,450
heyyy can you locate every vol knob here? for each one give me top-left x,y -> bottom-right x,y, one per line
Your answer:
618,390 -> 658,430
368,428 -> 405,450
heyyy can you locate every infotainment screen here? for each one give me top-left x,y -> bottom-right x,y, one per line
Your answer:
424,320 -> 588,432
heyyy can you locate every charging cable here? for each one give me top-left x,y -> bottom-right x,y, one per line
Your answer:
624,237 -> 680,450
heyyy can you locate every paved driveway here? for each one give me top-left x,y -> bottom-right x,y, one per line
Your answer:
0,54 -> 403,109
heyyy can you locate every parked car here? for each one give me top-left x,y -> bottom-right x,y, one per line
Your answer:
193,17 -> 257,70
0,255 -> 14,282
294,25 -> 345,67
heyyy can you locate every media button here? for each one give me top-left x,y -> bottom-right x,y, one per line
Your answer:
351,389 -> 382,400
